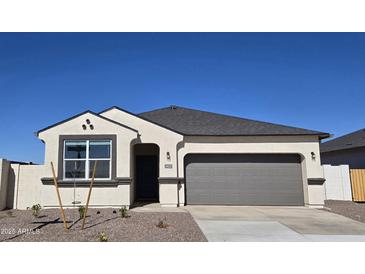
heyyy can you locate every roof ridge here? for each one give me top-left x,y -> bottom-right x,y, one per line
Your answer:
138,105 -> 178,115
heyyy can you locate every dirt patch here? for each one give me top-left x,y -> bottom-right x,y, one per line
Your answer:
0,208 -> 207,242
324,200 -> 365,223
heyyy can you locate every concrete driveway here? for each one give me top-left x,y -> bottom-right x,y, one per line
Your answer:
185,206 -> 365,242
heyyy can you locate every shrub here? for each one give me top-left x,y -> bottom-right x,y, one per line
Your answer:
98,232 -> 108,242
31,204 -> 41,217
78,206 -> 86,219
6,211 -> 15,218
156,218 -> 169,229
119,206 -> 129,218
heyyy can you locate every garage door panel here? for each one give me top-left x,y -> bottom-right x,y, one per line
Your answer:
185,154 -> 304,206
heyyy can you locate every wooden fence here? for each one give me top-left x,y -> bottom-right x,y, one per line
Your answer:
350,169 -> 365,202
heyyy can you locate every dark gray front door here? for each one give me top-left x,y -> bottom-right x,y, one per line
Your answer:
136,155 -> 159,200
185,154 -> 304,206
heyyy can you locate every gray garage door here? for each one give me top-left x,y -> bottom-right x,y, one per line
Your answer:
185,154 -> 304,206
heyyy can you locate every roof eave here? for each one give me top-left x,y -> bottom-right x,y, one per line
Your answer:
184,133 -> 331,138
318,133 -> 331,140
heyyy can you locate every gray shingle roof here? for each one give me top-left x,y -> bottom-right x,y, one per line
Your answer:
321,128 -> 365,153
139,106 -> 329,138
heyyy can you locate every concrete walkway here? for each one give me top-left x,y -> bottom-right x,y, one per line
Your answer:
130,202 -> 186,213
185,206 -> 365,242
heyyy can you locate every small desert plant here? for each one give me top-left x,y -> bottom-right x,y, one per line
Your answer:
97,232 -> 108,242
119,206 -> 129,218
31,204 -> 42,217
6,211 -> 15,218
78,206 -> 86,219
156,217 -> 169,229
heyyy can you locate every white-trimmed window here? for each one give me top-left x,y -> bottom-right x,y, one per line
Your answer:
63,140 -> 112,180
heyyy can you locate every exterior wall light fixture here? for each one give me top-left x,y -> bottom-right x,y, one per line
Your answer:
166,152 -> 171,160
311,152 -> 316,160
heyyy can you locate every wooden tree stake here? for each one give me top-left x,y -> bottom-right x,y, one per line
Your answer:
81,160 -> 97,230
51,161 -> 68,231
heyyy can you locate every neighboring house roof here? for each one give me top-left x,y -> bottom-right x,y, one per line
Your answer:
36,110 -> 139,136
139,105 -> 330,138
321,128 -> 365,153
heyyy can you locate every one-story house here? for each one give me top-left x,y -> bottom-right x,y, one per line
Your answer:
321,128 -> 365,168
1,106 -> 330,209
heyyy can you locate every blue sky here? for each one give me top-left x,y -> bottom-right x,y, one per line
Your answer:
1,33 -> 364,163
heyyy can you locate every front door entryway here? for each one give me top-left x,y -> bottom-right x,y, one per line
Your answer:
135,154 -> 159,201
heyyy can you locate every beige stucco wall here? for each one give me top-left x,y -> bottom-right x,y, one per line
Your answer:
8,164 -> 20,209
159,180 -> 185,207
12,163 -> 45,209
11,163 -> 130,209
159,182 -> 179,207
40,183 -> 130,208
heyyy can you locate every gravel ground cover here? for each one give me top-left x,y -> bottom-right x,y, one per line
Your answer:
324,200 -> 365,223
0,208 -> 207,242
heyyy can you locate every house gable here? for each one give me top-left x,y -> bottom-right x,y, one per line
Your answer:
99,107 -> 184,178
37,110 -> 138,137
38,111 -> 139,179
99,106 -> 183,141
